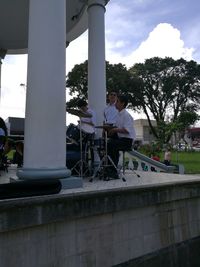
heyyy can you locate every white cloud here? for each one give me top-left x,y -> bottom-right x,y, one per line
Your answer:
0,22 -> 196,122
116,23 -> 194,67
128,23 -> 194,64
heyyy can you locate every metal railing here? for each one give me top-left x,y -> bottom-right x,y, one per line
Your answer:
118,150 -> 184,174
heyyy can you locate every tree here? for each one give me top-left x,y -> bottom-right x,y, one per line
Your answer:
177,110 -> 199,131
66,61 -> 88,108
66,57 -> 200,145
176,110 -> 199,143
129,57 -> 200,144
66,60 -> 137,107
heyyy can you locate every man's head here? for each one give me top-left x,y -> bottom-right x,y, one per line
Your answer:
115,95 -> 129,111
108,91 -> 117,104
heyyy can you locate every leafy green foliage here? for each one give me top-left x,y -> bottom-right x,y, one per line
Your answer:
139,143 -> 162,157
177,111 -> 199,130
129,57 -> 200,143
66,57 -> 200,146
66,60 -> 139,107
66,61 -> 88,108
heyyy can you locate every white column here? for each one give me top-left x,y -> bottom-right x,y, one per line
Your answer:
0,49 -> 6,105
87,0 -> 107,135
17,0 -> 71,181
0,58 -> 2,104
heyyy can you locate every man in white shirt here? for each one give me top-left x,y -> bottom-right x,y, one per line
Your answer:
77,99 -> 96,135
104,91 -> 118,125
106,95 -> 136,179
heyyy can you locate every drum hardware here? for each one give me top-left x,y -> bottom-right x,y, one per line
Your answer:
92,138 -> 105,149
80,122 -> 95,134
66,109 -> 93,177
69,119 -> 88,177
95,124 -> 115,130
89,126 -> 120,182
66,140 -> 93,176
66,124 -> 80,145
66,108 -> 92,118
66,148 -> 81,171
66,137 -> 79,145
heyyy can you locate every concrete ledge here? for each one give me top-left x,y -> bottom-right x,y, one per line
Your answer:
1,173 -> 200,266
115,236 -> 200,267
1,179 -> 200,233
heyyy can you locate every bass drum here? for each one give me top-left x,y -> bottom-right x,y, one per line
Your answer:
66,142 -> 93,176
80,122 -> 95,134
80,122 -> 95,143
66,143 -> 81,171
66,124 -> 80,144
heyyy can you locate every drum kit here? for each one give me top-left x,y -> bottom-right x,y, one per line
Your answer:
66,108 -> 94,177
89,124 -> 120,182
66,108 -> 119,180
66,108 -> 92,119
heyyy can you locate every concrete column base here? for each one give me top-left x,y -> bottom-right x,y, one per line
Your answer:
59,176 -> 83,189
17,167 -> 83,189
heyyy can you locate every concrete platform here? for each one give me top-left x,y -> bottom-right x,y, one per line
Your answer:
1,166 -> 200,267
1,165 -> 200,195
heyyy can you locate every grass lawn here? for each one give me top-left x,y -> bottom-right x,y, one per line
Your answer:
161,151 -> 200,174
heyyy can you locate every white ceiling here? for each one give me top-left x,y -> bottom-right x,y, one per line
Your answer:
0,0 -> 88,54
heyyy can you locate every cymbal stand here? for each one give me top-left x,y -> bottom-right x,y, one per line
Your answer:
90,130 -> 121,182
71,119 -> 89,177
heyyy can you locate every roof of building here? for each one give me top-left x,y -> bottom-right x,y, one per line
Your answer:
188,128 -> 200,134
0,0 -> 90,54
134,119 -> 157,127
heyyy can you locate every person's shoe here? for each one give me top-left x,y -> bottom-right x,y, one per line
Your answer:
103,176 -> 110,181
103,167 -> 119,180
103,168 -> 110,181
108,170 -> 119,179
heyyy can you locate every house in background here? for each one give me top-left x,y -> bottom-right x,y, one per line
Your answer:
8,117 -> 199,147
134,119 -> 200,147
134,119 -> 157,145
6,117 -> 159,144
5,117 -> 24,137
188,127 -> 200,146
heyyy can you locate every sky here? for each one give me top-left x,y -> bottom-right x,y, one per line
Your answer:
1,0 -> 200,125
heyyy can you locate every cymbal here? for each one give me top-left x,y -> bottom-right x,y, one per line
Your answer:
66,108 -> 92,118
95,125 -> 115,129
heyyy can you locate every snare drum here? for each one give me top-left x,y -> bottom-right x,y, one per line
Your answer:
79,122 -> 94,142
66,124 -> 80,143
80,122 -> 95,134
